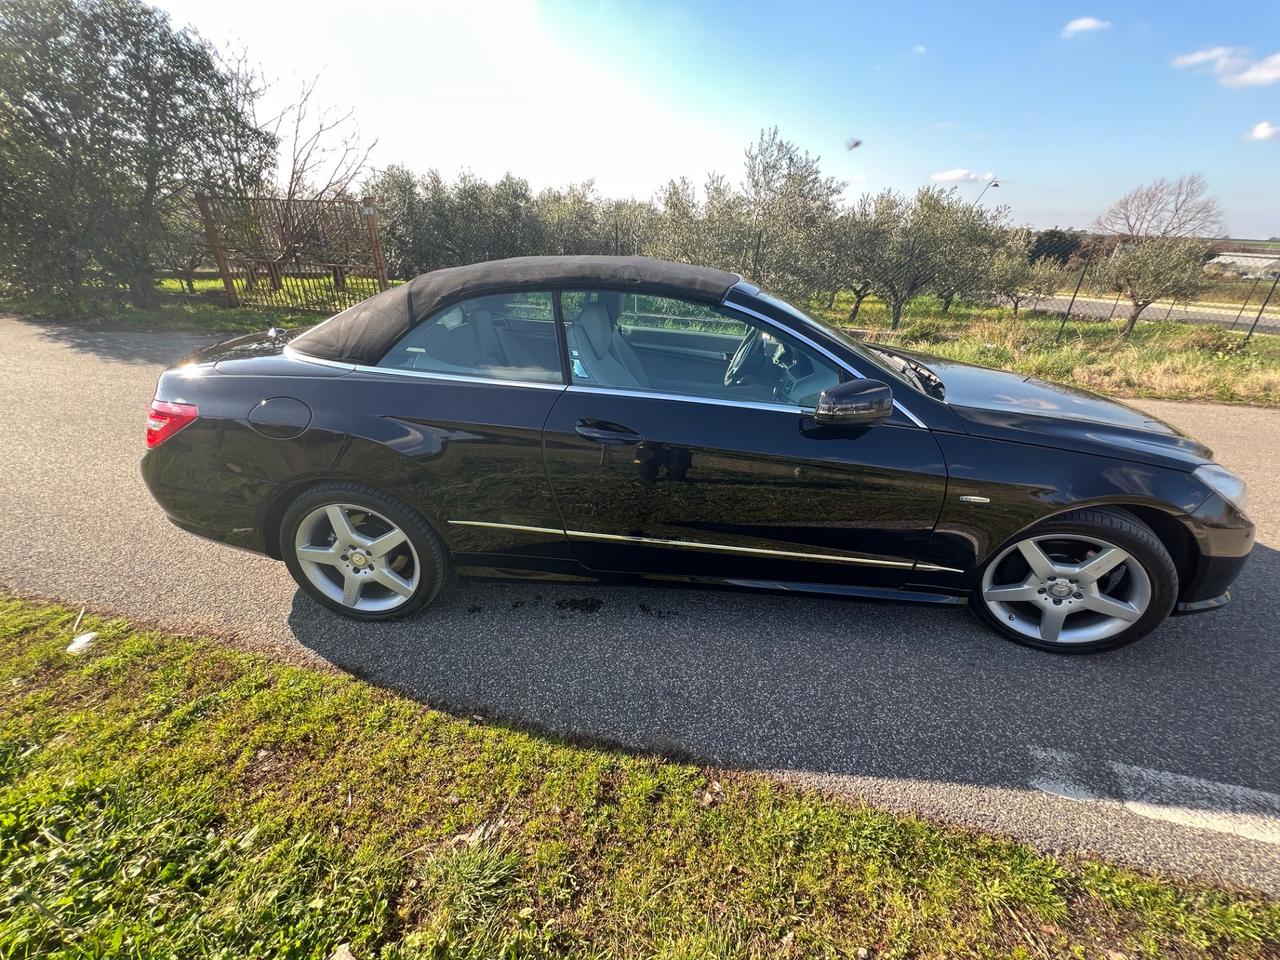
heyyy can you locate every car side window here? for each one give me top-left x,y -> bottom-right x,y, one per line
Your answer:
379,291 -> 562,382
560,290 -> 842,408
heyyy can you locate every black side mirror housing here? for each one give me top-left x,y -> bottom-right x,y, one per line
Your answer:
814,379 -> 894,426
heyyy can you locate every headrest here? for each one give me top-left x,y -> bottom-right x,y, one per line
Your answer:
576,303 -> 613,356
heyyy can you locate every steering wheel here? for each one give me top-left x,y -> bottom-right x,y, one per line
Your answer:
724,327 -> 766,386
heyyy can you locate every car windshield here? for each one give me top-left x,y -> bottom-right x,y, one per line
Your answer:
752,290 -> 945,398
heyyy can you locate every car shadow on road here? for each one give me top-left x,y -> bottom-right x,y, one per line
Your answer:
28,321 -> 221,366
288,543 -> 1280,813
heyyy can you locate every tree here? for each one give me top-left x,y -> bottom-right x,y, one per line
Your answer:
1094,175 -> 1222,240
1023,257 -> 1068,313
1096,237 -> 1211,336
930,200 -> 1007,314
860,187 -> 954,329
986,230 -> 1034,316
1029,227 -> 1086,264
0,0 -> 274,306
738,127 -> 844,300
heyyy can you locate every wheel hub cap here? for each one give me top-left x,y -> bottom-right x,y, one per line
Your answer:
293,503 -> 420,613
979,533 -> 1153,645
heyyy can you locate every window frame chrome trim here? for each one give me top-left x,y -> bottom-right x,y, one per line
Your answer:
447,519 -> 964,574
720,298 -> 928,429
565,384 -> 811,416
283,345 -> 568,391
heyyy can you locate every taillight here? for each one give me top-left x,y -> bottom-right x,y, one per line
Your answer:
146,399 -> 198,448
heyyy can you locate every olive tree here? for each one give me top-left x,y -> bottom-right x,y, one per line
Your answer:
0,0 -> 273,306
860,187 -> 953,329
930,200 -> 1007,314
1096,237 -> 1211,337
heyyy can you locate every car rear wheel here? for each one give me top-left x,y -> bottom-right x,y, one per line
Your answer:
281,482 -> 446,620
971,508 -> 1178,653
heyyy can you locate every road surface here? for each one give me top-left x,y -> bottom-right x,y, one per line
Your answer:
1036,293 -> 1280,333
1,316 -> 1278,894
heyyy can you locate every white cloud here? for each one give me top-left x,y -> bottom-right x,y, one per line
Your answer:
1172,47 -> 1279,87
1223,52 -> 1280,87
931,121 -> 957,129
1172,45 -> 1242,68
931,169 -> 995,183
1061,17 -> 1110,39
912,44 -> 928,55
1248,120 -> 1280,141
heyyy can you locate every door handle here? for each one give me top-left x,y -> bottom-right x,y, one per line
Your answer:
575,419 -> 644,446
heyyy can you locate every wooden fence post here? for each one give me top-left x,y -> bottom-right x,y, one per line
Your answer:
363,197 -> 389,291
196,193 -> 239,307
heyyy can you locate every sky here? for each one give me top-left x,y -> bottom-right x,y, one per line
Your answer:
154,0 -> 1280,238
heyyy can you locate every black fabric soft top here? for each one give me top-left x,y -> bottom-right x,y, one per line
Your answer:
290,255 -> 742,366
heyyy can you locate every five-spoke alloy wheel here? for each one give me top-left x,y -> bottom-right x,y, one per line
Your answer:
281,482 -> 446,620
972,509 -> 1178,652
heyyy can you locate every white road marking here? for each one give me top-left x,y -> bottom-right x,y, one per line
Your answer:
1028,746 -> 1280,845
1027,746 -> 1101,802
1109,761 -> 1280,846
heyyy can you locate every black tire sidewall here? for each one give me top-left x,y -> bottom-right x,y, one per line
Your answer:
971,509 -> 1178,653
280,482 -> 445,621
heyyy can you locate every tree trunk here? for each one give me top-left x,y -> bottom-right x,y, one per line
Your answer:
1011,299 -> 1020,318
847,291 -> 868,323
890,299 -> 904,329
940,293 -> 954,315
1121,302 -> 1147,338
127,273 -> 158,309
826,289 -> 837,309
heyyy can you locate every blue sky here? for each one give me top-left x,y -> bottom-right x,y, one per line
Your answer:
158,0 -> 1280,236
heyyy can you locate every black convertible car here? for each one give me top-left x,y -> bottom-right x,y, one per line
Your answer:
142,256 -> 1253,652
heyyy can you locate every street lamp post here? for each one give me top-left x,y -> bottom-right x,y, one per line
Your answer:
972,177 -> 1000,208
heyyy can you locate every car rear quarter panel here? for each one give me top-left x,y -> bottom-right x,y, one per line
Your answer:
147,362 -> 571,562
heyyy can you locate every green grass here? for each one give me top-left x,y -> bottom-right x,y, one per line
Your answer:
810,294 -> 1280,407
0,289 -> 315,336
1,597 -> 1277,958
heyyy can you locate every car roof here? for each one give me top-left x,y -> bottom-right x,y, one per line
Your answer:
290,255 -> 742,366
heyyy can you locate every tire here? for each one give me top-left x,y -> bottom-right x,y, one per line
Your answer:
280,481 -> 447,621
970,508 -> 1178,653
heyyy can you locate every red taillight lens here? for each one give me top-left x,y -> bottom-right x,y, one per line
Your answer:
146,399 -> 198,448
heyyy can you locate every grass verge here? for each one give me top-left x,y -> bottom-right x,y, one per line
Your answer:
810,295 -> 1280,407
1,597 -> 1277,958
0,291 -> 314,336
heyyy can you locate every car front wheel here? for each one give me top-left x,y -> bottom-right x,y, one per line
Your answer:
972,508 -> 1178,653
280,482 -> 447,620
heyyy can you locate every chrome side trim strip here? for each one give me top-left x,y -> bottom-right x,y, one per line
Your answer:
447,520 -> 963,573
719,300 -> 929,429
565,384 -> 810,416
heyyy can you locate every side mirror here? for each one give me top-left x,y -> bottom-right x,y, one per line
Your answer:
814,379 -> 893,426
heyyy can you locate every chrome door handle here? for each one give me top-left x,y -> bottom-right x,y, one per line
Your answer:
575,420 -> 644,445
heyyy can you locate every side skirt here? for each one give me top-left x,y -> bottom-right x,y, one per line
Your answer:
452,556 -> 970,606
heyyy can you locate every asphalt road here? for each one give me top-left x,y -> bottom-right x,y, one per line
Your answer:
2,316 -> 1278,894
1037,293 -> 1280,333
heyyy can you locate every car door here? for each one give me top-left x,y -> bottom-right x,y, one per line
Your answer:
353,289 -> 574,565
542,290 -> 949,588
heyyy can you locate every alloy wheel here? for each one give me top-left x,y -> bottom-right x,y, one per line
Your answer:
293,503 -> 420,612
980,534 -> 1152,646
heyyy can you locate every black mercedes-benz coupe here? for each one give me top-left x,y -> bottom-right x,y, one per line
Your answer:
141,256 -> 1253,652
